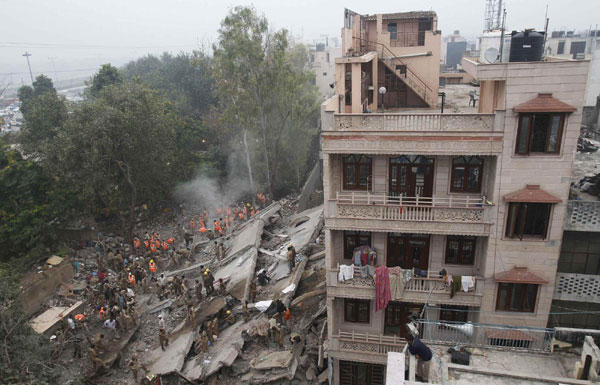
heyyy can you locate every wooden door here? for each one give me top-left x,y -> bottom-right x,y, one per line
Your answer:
405,236 -> 430,270
387,234 -> 404,267
389,156 -> 434,199
384,302 -> 424,338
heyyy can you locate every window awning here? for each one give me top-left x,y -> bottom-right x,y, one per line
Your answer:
495,266 -> 548,284
503,185 -> 562,203
513,93 -> 576,113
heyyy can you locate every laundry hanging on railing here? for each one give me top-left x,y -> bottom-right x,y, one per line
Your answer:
358,264 -> 376,278
462,276 -> 475,292
375,265 -> 391,311
338,264 -> 354,282
353,245 -> 377,267
388,266 -> 406,300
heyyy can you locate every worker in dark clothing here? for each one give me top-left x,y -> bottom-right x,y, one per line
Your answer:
257,270 -> 271,286
406,334 -> 432,382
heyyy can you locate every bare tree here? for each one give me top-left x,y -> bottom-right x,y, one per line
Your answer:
0,75 -> 11,98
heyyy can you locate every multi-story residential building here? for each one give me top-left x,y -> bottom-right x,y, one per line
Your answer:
310,41 -> 343,100
322,8 -> 590,385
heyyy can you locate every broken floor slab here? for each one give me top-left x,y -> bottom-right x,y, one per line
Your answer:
181,319 -> 247,380
30,301 -> 83,334
146,332 -> 196,375
214,247 -> 257,300
250,350 -> 294,370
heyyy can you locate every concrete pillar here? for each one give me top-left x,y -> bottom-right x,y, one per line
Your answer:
372,58 -> 378,110
376,14 -> 383,45
335,63 -> 345,111
352,63 -> 362,113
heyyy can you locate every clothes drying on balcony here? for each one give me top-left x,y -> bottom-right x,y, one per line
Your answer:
358,264 -> 376,277
389,266 -> 412,300
338,264 -> 355,282
450,275 -> 476,298
376,266 -> 391,311
353,245 -> 377,267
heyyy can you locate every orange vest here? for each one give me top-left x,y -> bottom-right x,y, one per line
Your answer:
128,274 -> 136,285
161,241 -> 168,250
190,220 -> 196,229
200,226 -> 207,233
243,207 -> 248,215
144,240 -> 149,249
149,262 -> 157,272
239,213 -> 245,220
284,308 -> 291,320
75,314 -> 85,321
167,237 -> 174,244
99,307 -> 105,319
133,239 -> 141,249
215,222 -> 222,232
150,244 -> 157,253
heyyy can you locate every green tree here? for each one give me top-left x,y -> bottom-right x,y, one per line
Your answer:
47,81 -> 178,240
86,63 -> 123,97
0,141 -> 76,261
213,6 -> 319,197
18,75 -> 67,155
122,52 -> 215,179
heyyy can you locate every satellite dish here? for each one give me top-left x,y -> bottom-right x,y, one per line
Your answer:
484,47 -> 500,63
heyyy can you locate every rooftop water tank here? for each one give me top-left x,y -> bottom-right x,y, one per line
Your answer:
509,30 -> 544,62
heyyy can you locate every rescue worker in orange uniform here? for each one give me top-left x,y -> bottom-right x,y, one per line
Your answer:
167,237 -> 175,245
189,219 -> 197,230
161,241 -> 168,251
144,240 -> 149,249
149,260 -> 157,273
128,273 -> 136,286
150,243 -> 157,253
133,238 -> 141,249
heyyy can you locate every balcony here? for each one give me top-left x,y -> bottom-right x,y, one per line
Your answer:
330,332 -> 406,362
327,266 -> 484,307
553,273 -> 600,304
327,192 -> 491,236
331,113 -> 496,132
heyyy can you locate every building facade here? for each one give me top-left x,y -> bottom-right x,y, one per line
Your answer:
310,42 -> 342,100
322,9 -> 589,385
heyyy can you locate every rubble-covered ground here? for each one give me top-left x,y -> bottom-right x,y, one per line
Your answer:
571,137 -> 600,201
28,195 -> 328,384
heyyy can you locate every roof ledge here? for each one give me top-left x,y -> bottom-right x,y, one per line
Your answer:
513,93 -> 576,113
503,184 -> 562,203
495,266 -> 548,284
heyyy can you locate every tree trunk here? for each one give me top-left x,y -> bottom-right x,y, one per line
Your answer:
128,188 -> 136,243
243,128 -> 255,193
260,114 -> 273,198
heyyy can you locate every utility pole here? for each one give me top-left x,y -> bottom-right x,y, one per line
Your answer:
22,52 -> 34,84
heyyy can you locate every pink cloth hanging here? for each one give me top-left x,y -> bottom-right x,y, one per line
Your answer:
375,265 -> 391,312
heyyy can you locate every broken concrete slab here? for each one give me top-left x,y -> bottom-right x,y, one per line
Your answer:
285,205 -> 323,253
182,319 -> 247,380
46,255 -> 64,265
290,289 -> 326,308
250,350 -> 294,370
30,300 -> 83,334
20,261 -> 75,316
170,297 -> 227,338
149,299 -> 173,314
280,257 -> 308,309
214,247 -> 256,301
146,331 -> 196,375
308,250 -> 325,261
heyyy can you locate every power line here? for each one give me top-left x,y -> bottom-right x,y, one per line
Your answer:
0,41 -> 199,49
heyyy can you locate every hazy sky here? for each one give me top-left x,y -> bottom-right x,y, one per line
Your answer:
1,0 -> 598,86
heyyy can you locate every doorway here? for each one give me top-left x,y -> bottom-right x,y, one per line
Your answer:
387,233 -> 430,270
384,302 -> 424,337
389,156 -> 434,199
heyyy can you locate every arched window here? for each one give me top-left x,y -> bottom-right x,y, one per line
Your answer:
451,156 -> 483,193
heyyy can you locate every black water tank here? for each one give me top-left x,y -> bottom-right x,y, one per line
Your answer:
509,30 -> 544,62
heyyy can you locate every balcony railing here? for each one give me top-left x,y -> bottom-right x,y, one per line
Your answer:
332,113 -> 496,132
335,331 -> 406,355
329,265 -> 483,299
417,320 -> 554,353
553,272 -> 600,303
334,192 -> 487,223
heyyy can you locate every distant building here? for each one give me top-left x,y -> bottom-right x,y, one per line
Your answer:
309,42 -> 342,100
546,30 -> 600,106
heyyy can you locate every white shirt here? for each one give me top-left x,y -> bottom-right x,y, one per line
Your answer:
104,319 -> 116,329
158,318 -> 165,329
67,318 -> 75,330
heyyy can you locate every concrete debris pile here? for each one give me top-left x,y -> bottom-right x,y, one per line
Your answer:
26,194 -> 328,384
573,173 -> 600,197
578,137 -> 600,153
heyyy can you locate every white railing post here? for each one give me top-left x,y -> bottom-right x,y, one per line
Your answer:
449,195 -> 453,208
466,195 -> 470,208
351,192 -> 355,204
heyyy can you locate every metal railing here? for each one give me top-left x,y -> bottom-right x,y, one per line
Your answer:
337,331 -> 406,355
417,319 -> 554,353
332,113 -> 496,132
352,37 -> 433,105
389,31 -> 426,47
336,191 -> 485,208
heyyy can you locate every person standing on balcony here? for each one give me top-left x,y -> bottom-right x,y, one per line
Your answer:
406,334 -> 432,382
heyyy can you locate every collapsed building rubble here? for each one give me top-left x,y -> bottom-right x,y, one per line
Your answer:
25,195 -> 328,384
